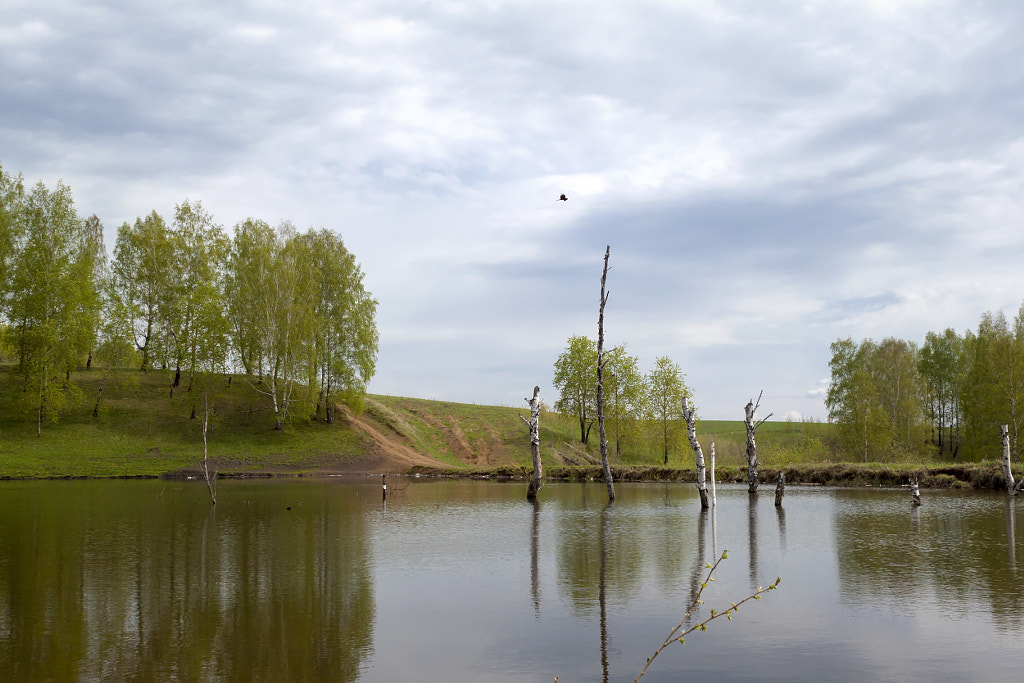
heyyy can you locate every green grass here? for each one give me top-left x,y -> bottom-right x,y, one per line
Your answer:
0,365 -> 371,478
0,364 -> 1011,488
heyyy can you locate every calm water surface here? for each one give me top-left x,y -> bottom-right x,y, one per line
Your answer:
1,478 -> 1023,681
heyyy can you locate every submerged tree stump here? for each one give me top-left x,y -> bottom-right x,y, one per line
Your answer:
522,386 -> 543,500
910,475 -> 921,506
774,471 -> 785,507
744,391 -> 772,494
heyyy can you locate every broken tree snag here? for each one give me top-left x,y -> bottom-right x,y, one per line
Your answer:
744,391 -> 773,494
910,475 -> 922,506
521,385 -> 543,500
596,245 -> 615,501
682,396 -> 709,509
774,471 -> 785,507
1002,424 -> 1019,496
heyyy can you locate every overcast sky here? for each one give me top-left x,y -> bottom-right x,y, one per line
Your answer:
3,0 -> 1024,420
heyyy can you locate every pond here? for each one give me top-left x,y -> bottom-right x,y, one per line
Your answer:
1,478 -> 1022,681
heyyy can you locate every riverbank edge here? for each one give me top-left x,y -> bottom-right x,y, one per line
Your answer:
402,462 -> 1019,490
18,461 -> 1008,490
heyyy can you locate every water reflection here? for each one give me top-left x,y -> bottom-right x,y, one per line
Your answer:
833,489 -> 1024,632
1007,497 -> 1017,572
748,492 -> 759,589
0,480 -> 374,681
531,498 -> 541,615
3,480 -> 1024,682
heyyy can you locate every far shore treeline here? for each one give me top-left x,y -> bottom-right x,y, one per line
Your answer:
0,163 -> 379,435
826,308 -> 1024,464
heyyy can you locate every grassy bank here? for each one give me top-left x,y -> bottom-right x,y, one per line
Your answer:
407,462 -> 1020,490
0,365 -> 1017,489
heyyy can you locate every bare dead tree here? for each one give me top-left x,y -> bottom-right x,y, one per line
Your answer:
744,391 -> 773,494
1001,424 -> 1024,495
520,385 -> 543,500
910,474 -> 921,506
774,471 -> 785,507
201,393 -> 217,505
597,245 -> 615,501
682,396 -> 709,509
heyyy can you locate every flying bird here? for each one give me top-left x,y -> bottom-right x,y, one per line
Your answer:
558,194 -> 568,201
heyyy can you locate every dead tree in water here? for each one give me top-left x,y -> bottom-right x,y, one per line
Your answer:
774,471 -> 785,507
681,396 -> 709,509
910,475 -> 922,506
596,245 -> 615,501
744,391 -> 773,493
520,385 -> 543,500
1001,424 -> 1024,496
201,393 -> 217,505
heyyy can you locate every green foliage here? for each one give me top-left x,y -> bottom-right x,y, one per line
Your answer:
3,176 -> 101,433
553,335 -> 599,444
645,355 -> 692,465
635,551 -> 779,682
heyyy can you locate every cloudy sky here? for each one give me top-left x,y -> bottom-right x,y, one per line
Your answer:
3,0 -> 1024,420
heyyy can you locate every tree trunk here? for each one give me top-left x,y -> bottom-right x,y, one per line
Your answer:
774,471 -> 785,507
202,393 -> 216,505
682,396 -> 709,509
1002,424 -> 1022,495
596,245 -> 615,501
744,391 -> 772,493
910,474 -> 921,506
523,386 -> 543,500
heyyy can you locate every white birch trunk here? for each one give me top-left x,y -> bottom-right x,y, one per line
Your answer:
910,474 -> 921,506
774,471 -> 785,507
523,386 -> 543,500
1002,424 -> 1017,496
682,396 -> 709,509
744,391 -> 773,494
201,393 -> 216,505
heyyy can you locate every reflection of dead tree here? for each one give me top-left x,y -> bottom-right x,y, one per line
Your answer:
596,245 -> 615,502
599,501 -> 612,682
744,391 -> 773,493
682,396 -> 709,509
1006,497 -> 1017,571
201,394 -> 217,505
520,385 -> 543,500
686,509 -> 709,621
531,499 -> 541,615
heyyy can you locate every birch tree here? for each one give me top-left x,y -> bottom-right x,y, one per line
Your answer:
919,328 -> 963,456
109,212 -> 175,371
163,200 -> 230,399
6,179 -> 98,434
961,308 -> 1024,461
646,356 -> 690,465
298,229 -> 378,420
604,345 -> 645,458
553,335 -> 599,445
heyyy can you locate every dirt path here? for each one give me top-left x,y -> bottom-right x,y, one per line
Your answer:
322,408 -> 444,473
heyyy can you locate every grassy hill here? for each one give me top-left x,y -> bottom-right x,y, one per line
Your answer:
0,365 -> 824,478
0,365 -> 1014,488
